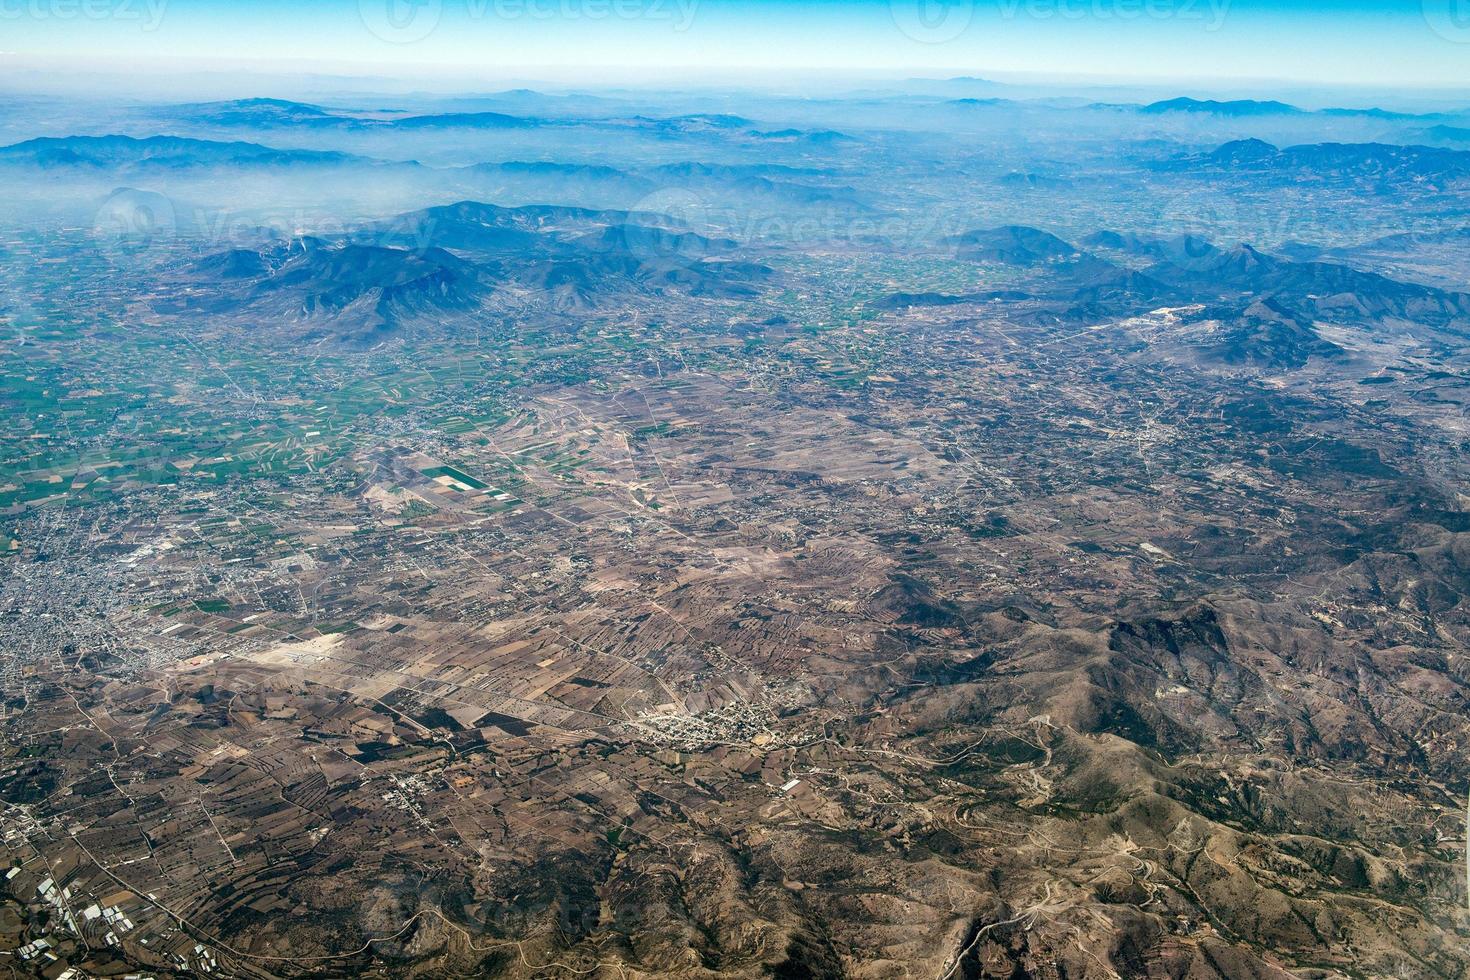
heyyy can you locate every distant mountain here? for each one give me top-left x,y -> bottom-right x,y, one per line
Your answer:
952,225 -> 1080,264
871,289 -> 1033,310
1134,98 -> 1440,121
473,161 -> 631,181
1206,138 -> 1278,165
1146,243 -> 1470,325
680,113 -> 752,129
170,98 -> 343,128
465,161 -> 656,198
1198,139 -> 1470,190
271,243 -> 483,314
885,227 -> 1469,349
1051,255 -> 1179,311
1140,98 -> 1302,117
1078,230 -> 1133,251
0,134 -> 370,170
592,222 -> 738,260
191,247 -> 273,280
1422,124 -> 1470,144
629,113 -> 753,132
1081,231 -> 1216,263
752,128 -> 855,145
458,88 -> 624,112
565,218 -> 770,300
369,202 -> 549,255
176,198 -> 775,339
599,114 -> 763,140
141,100 -> 862,147
372,200 -> 660,255
1318,106 -> 1426,121
640,162 -> 860,207
1198,297 -> 1346,369
157,100 -> 541,131
171,239 -> 494,346
465,159 -> 857,208
879,230 -> 1178,314
946,228 -> 1180,311
458,201 -> 642,228
387,111 -> 537,130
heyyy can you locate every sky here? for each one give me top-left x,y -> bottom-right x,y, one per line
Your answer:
1,0 -> 1468,88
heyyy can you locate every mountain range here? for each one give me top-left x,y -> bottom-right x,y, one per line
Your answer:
168,199 -> 773,344
1196,138 -> 1470,189
0,134 -> 373,170
884,225 -> 1470,367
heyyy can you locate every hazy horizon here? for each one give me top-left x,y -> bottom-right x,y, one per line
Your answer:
1,65 -> 1467,117
2,0 -> 1470,90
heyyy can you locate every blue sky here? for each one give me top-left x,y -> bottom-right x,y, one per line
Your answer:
3,0 -> 1468,86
